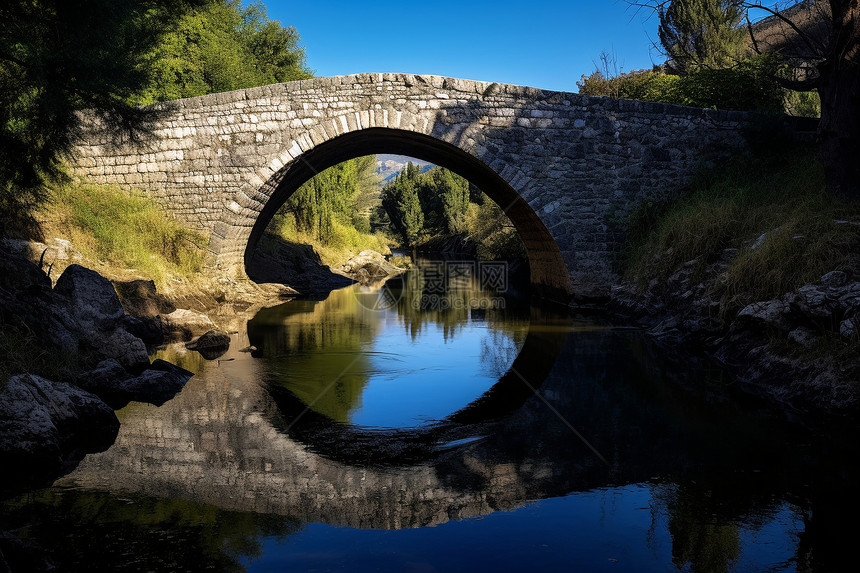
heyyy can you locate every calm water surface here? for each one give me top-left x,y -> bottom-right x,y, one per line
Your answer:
2,262 -> 858,572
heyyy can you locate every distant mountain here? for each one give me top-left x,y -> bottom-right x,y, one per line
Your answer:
376,155 -> 434,183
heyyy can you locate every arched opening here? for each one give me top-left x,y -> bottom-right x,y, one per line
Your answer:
243,128 -> 572,300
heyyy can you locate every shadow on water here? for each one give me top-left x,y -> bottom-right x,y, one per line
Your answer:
2,263 -> 859,572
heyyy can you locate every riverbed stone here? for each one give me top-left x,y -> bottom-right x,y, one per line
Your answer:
788,327 -> 819,348
76,359 -> 193,408
161,309 -> 216,339
54,264 -> 125,331
187,330 -> 230,360
736,300 -> 792,332
0,374 -> 118,485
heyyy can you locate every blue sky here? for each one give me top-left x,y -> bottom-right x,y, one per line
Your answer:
265,1 -> 666,94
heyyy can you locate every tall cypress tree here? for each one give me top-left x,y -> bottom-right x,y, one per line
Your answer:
658,0 -> 746,74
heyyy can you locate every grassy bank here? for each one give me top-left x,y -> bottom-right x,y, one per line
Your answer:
42,182 -> 206,287
625,146 -> 860,316
264,210 -> 391,267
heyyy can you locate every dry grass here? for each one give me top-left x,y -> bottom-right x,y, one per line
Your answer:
43,182 -> 206,287
625,146 -> 860,315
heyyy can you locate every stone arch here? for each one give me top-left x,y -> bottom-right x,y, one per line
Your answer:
215,127 -> 573,298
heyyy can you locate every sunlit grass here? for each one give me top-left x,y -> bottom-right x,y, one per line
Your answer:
45,182 -> 206,287
266,211 -> 391,267
625,146 -> 860,315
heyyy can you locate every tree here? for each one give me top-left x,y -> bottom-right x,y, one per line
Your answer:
658,0 -> 747,73
435,168 -> 470,234
632,0 -> 860,198
0,0 -> 209,235
381,163 -> 425,246
133,0 -> 312,105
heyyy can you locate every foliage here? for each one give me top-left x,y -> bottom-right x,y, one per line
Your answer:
382,164 -> 473,245
132,0 -> 312,105
267,155 -> 389,265
658,0 -> 747,73
381,162 -> 425,246
0,0 -> 211,236
784,89 -> 821,117
46,182 -> 206,286
0,0 -> 311,236
465,200 -> 527,261
280,156 -> 379,244
624,146 -> 860,315
577,55 -> 786,112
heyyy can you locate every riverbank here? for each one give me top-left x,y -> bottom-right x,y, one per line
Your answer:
606,146 -> 860,417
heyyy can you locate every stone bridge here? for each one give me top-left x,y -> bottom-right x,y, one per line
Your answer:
71,73 -> 755,298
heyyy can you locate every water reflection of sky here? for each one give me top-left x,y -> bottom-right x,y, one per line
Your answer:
252,265 -> 528,428
352,311 -> 520,427
243,484 -> 803,573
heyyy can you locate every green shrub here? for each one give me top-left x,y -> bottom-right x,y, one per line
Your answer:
578,55 -> 786,113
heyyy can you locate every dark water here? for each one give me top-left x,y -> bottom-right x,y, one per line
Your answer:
2,261 -> 859,572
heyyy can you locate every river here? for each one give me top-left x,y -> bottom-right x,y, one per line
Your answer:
2,260 -> 858,572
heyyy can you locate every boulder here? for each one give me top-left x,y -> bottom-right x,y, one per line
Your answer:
47,265 -> 150,369
840,319 -> 857,339
121,315 -> 165,347
821,270 -> 849,288
75,358 -> 193,409
54,264 -> 125,332
736,300 -> 792,332
791,284 -> 836,321
0,375 -> 118,489
113,279 -> 176,317
186,330 -> 230,360
338,250 -> 404,284
160,309 -> 216,339
788,327 -> 819,349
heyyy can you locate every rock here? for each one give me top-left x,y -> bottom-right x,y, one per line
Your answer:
840,319 -> 857,339
54,264 -> 125,331
76,359 -> 192,408
788,327 -> 818,349
113,279 -> 176,317
736,300 -> 792,332
0,256 -> 79,355
122,315 -> 165,347
49,265 -> 150,370
95,327 -> 151,371
0,250 -> 52,295
792,284 -> 835,321
337,250 -> 404,285
0,237 -> 81,264
0,374 -> 118,489
186,330 -> 230,360
821,270 -> 848,288
161,309 -> 216,338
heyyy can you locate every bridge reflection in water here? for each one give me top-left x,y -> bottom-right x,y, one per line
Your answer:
6,269 -> 858,572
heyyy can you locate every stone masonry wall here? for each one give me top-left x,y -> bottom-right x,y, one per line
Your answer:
71,73 -> 753,297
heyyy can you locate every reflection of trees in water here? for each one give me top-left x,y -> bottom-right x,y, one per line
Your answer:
650,483 -> 742,573
480,330 -> 523,379
248,267 -> 529,423
0,489 -> 302,572
248,288 -> 382,423
391,265 -> 529,343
